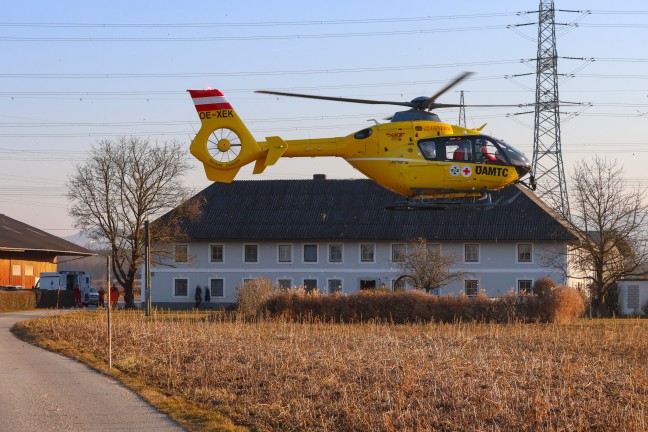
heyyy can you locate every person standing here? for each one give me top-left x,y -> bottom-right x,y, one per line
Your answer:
74,285 -> 82,308
204,285 -> 211,308
109,285 -> 119,309
194,285 -> 202,309
98,286 -> 105,307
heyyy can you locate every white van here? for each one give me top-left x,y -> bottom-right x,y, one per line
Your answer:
35,271 -> 94,305
36,272 -> 65,290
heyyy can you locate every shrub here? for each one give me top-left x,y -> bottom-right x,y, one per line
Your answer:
235,278 -> 276,319
533,277 -> 555,298
540,285 -> 586,323
0,290 -> 36,311
260,288 -> 585,324
0,289 -> 77,311
35,290 -> 75,309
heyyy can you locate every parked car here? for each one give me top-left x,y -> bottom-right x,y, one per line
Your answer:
0,285 -> 24,291
83,289 -> 99,306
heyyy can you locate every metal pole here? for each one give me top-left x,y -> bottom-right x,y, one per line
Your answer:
145,220 -> 151,316
106,254 -> 112,369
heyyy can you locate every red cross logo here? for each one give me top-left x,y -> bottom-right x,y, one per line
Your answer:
461,166 -> 472,177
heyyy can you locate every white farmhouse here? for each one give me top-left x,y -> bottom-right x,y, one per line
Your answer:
144,177 -> 578,308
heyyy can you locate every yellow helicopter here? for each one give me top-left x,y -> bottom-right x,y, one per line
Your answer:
187,72 -> 536,209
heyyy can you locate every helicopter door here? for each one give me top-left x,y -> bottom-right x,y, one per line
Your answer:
430,137 -> 479,189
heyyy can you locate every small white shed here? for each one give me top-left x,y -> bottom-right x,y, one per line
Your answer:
617,280 -> 648,316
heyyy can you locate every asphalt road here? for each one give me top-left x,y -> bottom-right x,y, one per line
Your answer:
0,310 -> 185,432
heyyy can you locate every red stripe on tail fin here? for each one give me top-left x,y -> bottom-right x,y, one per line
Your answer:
187,89 -> 233,112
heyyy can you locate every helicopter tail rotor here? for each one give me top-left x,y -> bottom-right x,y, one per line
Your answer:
188,89 -> 262,183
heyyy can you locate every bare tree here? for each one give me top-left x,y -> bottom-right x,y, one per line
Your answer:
395,238 -> 465,293
67,137 -> 203,308
545,157 -> 648,314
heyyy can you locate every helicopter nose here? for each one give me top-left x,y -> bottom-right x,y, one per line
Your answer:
515,162 -> 532,178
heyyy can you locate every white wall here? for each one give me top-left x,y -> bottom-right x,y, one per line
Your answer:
144,240 -> 571,307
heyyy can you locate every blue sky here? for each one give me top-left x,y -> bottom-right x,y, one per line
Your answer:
1,1 -> 648,235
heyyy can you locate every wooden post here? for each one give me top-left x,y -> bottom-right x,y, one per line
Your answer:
107,255 -> 112,369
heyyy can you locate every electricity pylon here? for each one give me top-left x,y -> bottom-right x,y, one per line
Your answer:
531,0 -> 570,215
458,90 -> 466,127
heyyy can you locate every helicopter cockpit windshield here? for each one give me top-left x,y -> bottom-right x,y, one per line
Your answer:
417,135 -> 532,175
491,137 -> 531,171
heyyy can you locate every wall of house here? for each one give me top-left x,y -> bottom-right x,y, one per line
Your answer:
145,240 -> 569,308
0,252 -> 56,288
617,280 -> 648,316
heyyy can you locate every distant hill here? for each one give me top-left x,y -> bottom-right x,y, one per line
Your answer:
64,231 -> 101,250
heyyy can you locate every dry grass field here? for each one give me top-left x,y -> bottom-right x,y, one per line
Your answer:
15,311 -> 648,432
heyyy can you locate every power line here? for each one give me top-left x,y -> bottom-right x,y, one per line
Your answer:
0,10 -> 645,29
0,13 -> 517,28
0,60 -> 518,79
0,25 -> 509,42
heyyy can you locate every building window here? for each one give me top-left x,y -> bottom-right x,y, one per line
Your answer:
465,280 -> 479,296
391,243 -> 406,262
517,243 -> 532,263
244,244 -> 258,263
328,279 -> 343,294
278,244 -> 292,263
360,244 -> 375,262
329,244 -> 343,263
464,244 -> 479,263
12,264 -> 21,276
210,244 -> 224,263
174,244 -> 188,263
277,279 -> 292,290
360,279 -> 377,290
304,244 -> 318,263
518,279 -> 533,294
174,278 -> 188,297
303,279 -> 318,292
427,243 -> 441,255
628,285 -> 640,309
24,265 -> 34,276
210,279 -> 224,297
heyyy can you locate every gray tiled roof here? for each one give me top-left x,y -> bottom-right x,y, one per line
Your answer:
177,179 -> 577,243
0,214 -> 95,256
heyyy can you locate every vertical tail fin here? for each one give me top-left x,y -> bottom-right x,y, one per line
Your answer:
188,89 -> 261,183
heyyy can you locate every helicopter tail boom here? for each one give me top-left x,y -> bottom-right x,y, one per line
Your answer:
188,89 -> 262,183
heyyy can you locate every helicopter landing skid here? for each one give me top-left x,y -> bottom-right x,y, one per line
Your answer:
385,191 -> 521,211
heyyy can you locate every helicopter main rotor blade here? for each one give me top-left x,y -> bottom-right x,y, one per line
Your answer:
432,103 -> 526,109
421,71 -> 474,110
255,90 -> 415,108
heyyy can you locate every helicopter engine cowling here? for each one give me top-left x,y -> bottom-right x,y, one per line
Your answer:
188,89 -> 261,183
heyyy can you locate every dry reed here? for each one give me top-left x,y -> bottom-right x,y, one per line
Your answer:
19,310 -> 648,431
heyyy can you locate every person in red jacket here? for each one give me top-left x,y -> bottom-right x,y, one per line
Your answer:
109,285 -> 119,309
74,285 -> 82,308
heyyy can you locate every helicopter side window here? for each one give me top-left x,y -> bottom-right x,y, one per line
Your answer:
354,128 -> 373,140
443,138 -> 473,162
418,140 -> 436,160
